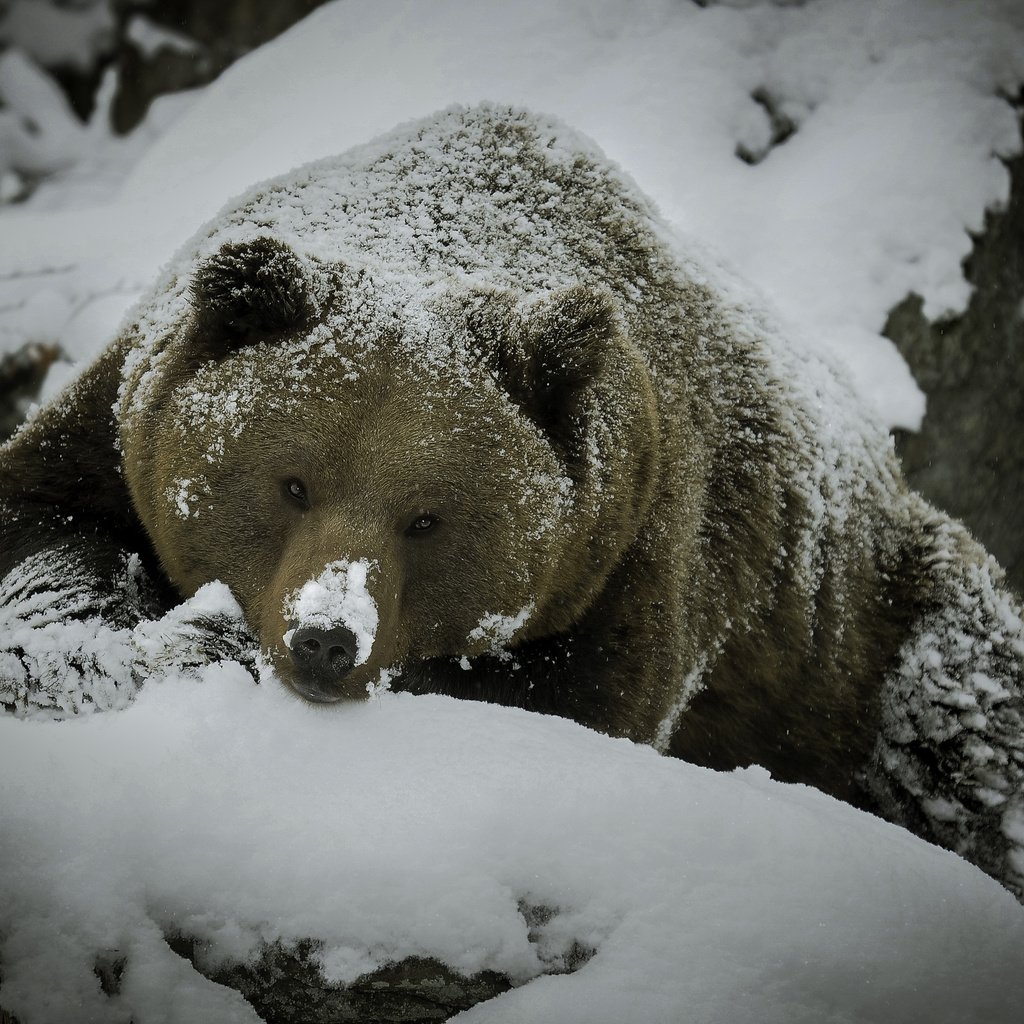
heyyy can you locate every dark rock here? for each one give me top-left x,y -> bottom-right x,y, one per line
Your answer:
0,342 -> 62,441
93,949 -> 127,997
166,934 -> 513,1024
736,86 -> 797,165
885,145 -> 1024,596
109,0 -> 331,134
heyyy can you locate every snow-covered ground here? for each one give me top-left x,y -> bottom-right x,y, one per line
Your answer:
2,1 -> 1024,1020
2,666 -> 1023,1024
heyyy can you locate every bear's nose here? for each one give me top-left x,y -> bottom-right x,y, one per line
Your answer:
289,623 -> 359,688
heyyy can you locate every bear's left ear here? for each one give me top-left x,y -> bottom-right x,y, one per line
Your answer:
503,286 -> 624,451
190,236 -> 321,341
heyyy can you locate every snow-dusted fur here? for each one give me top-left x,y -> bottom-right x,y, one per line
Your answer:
0,546 -> 255,717
0,105 -> 1021,899
867,503 -> 1024,892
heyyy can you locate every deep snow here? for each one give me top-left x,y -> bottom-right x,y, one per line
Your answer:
2,668 -> 1024,1024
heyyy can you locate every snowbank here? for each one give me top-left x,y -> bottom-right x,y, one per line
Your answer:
1,0 -> 1022,426
1,668 -> 1022,1023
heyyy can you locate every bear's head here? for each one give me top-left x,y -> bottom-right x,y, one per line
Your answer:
121,237 -> 660,702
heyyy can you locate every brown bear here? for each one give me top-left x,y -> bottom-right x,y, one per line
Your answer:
1,104 -> 1022,900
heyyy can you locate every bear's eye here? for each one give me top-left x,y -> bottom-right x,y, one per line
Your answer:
283,478 -> 309,508
406,513 -> 440,536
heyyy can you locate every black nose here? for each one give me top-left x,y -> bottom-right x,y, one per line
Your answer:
289,623 -> 359,684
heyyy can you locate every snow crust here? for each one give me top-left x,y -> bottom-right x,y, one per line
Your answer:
1,0 -> 1022,427
1,672 -> 1023,1024
283,559 -> 379,667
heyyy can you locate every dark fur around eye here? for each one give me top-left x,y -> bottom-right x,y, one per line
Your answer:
283,478 -> 309,508
406,513 -> 440,536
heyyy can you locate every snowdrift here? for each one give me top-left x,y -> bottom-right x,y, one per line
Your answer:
1,666 -> 1023,1023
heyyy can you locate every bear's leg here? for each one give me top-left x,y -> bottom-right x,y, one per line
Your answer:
0,514 -> 260,717
864,508 -> 1024,902
0,342 -> 258,718
0,520 -> 161,715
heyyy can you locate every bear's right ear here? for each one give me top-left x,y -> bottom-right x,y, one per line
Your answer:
190,236 -> 321,343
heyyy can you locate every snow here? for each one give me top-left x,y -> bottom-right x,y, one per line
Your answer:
2,0 -> 1022,428
283,558 -> 379,667
166,476 -> 200,519
0,48 -> 86,183
2,2 -> 1024,1020
125,15 -> 200,60
1,670 -> 1023,1024
0,0 -> 114,73
652,651 -> 714,754
469,602 -> 536,655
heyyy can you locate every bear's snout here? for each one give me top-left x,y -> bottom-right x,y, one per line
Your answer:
275,557 -> 384,702
287,622 -> 361,702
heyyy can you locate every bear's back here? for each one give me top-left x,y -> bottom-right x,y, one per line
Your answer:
217,103 -> 670,302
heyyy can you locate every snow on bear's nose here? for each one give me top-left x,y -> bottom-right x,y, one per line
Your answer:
282,558 -> 379,699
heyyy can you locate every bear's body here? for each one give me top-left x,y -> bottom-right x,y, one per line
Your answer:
1,105 -> 1022,898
